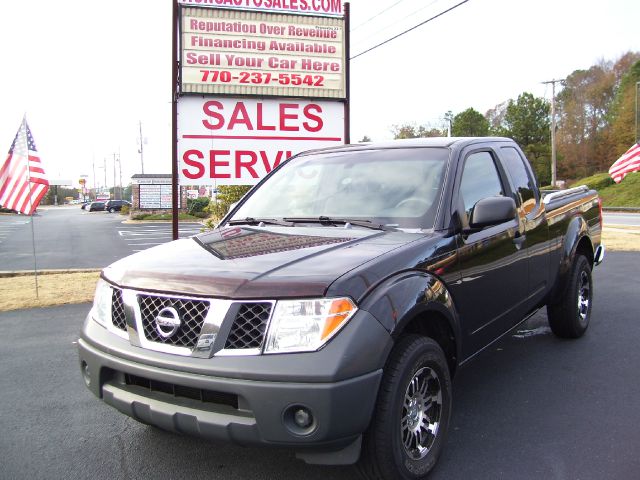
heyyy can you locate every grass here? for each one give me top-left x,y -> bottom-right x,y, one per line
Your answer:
570,172 -> 640,207
602,225 -> 640,252
0,271 -> 100,312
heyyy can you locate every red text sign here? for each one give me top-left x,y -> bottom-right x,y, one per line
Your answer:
178,96 -> 344,185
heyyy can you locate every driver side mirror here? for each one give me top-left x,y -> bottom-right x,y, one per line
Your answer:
468,196 -> 516,230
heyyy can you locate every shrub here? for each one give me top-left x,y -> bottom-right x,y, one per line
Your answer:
204,185 -> 252,224
120,205 -> 130,215
570,173 -> 615,191
187,197 -> 210,215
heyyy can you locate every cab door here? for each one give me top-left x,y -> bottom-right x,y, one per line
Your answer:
499,145 -> 550,308
449,148 -> 529,358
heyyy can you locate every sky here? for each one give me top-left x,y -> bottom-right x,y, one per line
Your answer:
1,0 -> 639,189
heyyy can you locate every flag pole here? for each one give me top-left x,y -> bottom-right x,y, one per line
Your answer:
29,208 -> 40,298
23,114 -> 40,298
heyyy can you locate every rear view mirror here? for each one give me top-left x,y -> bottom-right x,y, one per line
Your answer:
469,196 -> 516,229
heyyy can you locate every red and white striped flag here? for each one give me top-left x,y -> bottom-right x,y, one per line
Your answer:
0,118 -> 49,215
609,142 -> 640,184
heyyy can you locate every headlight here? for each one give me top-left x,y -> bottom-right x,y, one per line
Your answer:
90,278 -> 112,328
264,297 -> 357,354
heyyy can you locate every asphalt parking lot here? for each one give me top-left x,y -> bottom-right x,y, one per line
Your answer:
0,206 -> 202,271
1,251 -> 638,479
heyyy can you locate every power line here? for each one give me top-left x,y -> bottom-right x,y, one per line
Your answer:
351,0 -> 409,32
351,0 -> 471,60
351,0 -> 441,50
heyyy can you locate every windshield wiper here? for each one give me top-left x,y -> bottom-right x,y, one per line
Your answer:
284,216 -> 389,231
228,217 -> 294,227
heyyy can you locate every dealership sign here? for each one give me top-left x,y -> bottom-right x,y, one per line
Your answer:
181,6 -> 345,98
178,96 -> 344,185
173,1 -> 348,190
177,0 -> 343,17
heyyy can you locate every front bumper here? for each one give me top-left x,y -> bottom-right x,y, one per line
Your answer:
77,309 -> 391,455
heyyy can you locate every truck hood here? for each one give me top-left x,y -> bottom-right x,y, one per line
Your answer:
103,225 -> 426,299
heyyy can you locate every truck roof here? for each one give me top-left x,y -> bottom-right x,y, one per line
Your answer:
298,137 -> 515,157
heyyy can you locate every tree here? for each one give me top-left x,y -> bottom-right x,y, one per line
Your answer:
451,108 -> 489,137
42,186 -> 79,205
391,123 -> 445,139
556,52 -> 640,178
504,93 -> 552,185
609,59 -> 640,155
485,93 -> 551,184
122,183 -> 133,201
503,93 -> 550,146
204,185 -> 252,223
485,101 -> 509,136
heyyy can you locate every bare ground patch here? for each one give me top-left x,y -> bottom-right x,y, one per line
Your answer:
602,225 -> 640,252
0,271 -> 100,312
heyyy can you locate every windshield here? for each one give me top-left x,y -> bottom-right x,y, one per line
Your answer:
230,147 -> 449,229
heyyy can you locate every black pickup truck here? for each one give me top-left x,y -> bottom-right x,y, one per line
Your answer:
78,137 -> 604,479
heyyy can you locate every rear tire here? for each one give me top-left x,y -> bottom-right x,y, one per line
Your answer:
547,254 -> 593,338
358,335 -> 451,480
109,207 -> 116,213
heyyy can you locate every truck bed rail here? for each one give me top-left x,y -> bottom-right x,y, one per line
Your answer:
542,185 -> 590,205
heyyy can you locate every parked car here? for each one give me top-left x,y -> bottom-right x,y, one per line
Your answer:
79,137 -> 604,479
104,200 -> 131,213
87,201 -> 105,212
80,201 -> 91,210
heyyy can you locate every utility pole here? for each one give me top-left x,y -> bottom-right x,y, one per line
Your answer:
118,148 -> 123,200
444,111 -> 453,137
138,121 -> 145,174
542,79 -> 563,187
113,153 -> 117,199
103,157 -> 107,193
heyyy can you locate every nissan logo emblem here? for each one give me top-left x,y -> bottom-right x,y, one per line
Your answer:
155,307 -> 181,339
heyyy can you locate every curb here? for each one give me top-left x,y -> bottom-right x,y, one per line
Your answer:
0,269 -> 101,278
603,207 -> 640,213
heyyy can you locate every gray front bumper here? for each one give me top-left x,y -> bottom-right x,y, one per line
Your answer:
77,309 -> 391,452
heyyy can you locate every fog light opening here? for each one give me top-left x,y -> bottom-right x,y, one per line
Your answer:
294,408 -> 313,429
283,404 -> 317,436
81,360 -> 91,386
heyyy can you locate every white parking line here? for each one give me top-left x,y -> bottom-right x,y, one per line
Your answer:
127,242 -> 167,246
120,235 -> 172,240
116,225 -> 202,252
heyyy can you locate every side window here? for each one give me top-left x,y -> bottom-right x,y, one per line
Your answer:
501,147 -> 537,213
459,151 -> 504,219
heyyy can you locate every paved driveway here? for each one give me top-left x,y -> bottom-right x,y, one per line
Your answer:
1,252 -> 639,479
0,206 -> 201,270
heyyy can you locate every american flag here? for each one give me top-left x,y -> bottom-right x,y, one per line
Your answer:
609,142 -> 640,184
0,118 -> 49,215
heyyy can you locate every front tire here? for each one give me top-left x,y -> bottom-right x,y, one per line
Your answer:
358,335 -> 451,480
547,254 -> 593,338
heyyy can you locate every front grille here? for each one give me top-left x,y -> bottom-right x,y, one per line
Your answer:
111,289 -> 127,331
138,294 -> 210,348
225,303 -> 272,349
124,373 -> 238,409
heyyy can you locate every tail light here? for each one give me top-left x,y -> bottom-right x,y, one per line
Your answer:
598,197 -> 603,227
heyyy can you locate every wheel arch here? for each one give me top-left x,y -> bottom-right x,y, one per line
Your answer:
549,217 -> 594,305
358,271 -> 461,377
